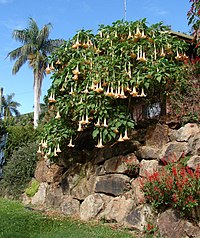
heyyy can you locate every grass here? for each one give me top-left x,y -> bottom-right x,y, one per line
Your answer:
0,198 -> 134,238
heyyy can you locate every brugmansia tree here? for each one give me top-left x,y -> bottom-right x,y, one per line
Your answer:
38,19 -> 188,162
2,93 -> 21,119
7,18 -> 65,128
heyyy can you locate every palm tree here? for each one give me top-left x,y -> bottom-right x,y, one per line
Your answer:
2,93 -> 21,119
7,18 -> 64,128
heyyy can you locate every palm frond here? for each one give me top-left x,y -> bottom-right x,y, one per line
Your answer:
36,24 -> 52,49
12,55 -> 27,74
12,29 -> 29,44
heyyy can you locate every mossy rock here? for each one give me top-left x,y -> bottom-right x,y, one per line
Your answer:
25,179 -> 40,197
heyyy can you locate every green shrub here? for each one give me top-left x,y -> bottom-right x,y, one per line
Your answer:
5,124 -> 39,157
0,142 -> 38,199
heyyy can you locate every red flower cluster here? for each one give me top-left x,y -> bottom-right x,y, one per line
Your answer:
141,157 -> 200,219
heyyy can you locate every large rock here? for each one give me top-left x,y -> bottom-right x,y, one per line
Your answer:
103,153 -> 139,175
80,194 -> 105,220
95,174 -> 131,196
158,209 -> 200,238
99,196 -> 134,223
94,141 -> 139,164
187,155 -> 200,170
176,123 -> 200,142
136,146 -> 161,160
139,159 -> 159,177
35,158 -> 63,183
145,123 -> 169,148
45,184 -> 63,208
131,178 -> 145,205
160,141 -> 188,163
188,132 -> 200,155
31,182 -> 48,205
71,175 -> 96,200
60,195 -> 80,216
124,204 -> 153,231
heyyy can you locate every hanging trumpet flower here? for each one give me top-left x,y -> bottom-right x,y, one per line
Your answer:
54,147 -> 58,157
123,128 -> 130,140
95,118 -> 101,127
139,88 -> 147,97
72,64 -> 80,75
50,62 -> 55,71
77,121 -> 83,131
141,30 -> 146,39
154,43 -> 157,60
47,148 -> 51,156
131,86 -> 138,97
82,83 -> 89,94
117,133 -> 124,142
135,27 -> 141,38
41,140 -> 48,148
60,83 -> 66,92
68,137 -> 75,147
48,93 -> 56,103
69,86 -> 74,95
160,47 -> 165,57
95,132 -> 104,148
127,28 -> 132,39
45,64 -> 51,74
55,111 -> 61,119
56,143 -> 61,153
37,146 -> 42,154
119,87 -> 127,99
103,117 -> 108,128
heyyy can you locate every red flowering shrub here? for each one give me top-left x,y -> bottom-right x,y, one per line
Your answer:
141,158 -> 200,219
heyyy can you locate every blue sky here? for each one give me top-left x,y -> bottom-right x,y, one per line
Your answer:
0,0 -> 191,114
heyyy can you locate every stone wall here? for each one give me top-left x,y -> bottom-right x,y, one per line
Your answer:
23,122 -> 200,237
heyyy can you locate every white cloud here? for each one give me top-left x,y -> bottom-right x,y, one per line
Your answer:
0,0 -> 12,4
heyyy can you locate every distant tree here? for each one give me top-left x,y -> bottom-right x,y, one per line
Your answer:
7,18 -> 64,128
2,93 -> 21,119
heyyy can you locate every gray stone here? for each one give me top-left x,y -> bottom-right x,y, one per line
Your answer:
80,194 -> 105,220
158,209 -> 200,238
104,153 -> 139,174
60,195 -> 80,216
46,184 -> 63,208
145,123 -> 169,148
31,182 -> 48,205
136,146 -> 161,160
187,156 -> 200,170
139,159 -> 159,177
95,174 -> 131,196
188,133 -> 200,155
176,123 -> 200,142
168,128 -> 177,141
71,175 -> 96,200
160,141 -> 188,163
124,204 -> 153,231
94,141 -> 138,164
99,196 -> 134,223
131,178 -> 145,205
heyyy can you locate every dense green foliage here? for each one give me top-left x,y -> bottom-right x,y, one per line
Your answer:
0,198 -> 134,238
40,19 -> 188,162
4,124 -> 39,157
0,142 -> 38,198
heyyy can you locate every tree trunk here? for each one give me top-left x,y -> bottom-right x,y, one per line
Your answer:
33,74 -> 40,128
